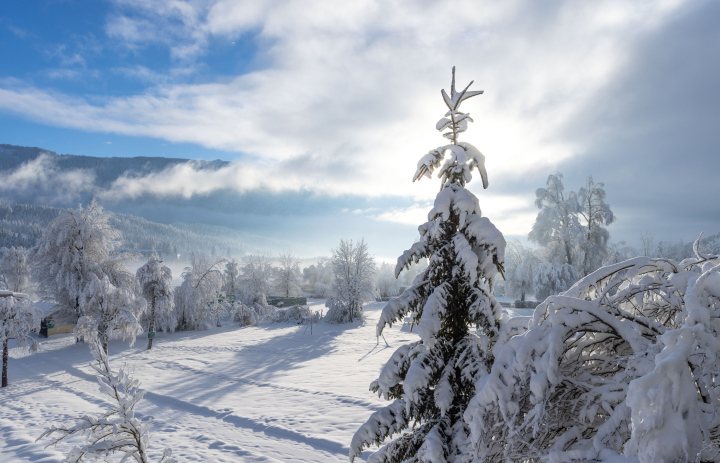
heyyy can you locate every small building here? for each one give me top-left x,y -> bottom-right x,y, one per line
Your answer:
35,301 -> 75,338
267,296 -> 308,307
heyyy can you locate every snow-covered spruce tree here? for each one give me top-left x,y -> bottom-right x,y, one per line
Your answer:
1,295 -> 41,387
76,274 -> 146,354
326,238 -> 376,324
0,246 -> 32,293
136,254 -> 175,350
38,341 -> 176,463
274,251 -> 303,297
349,67 -> 505,462
29,199 -> 132,324
464,238 -> 720,462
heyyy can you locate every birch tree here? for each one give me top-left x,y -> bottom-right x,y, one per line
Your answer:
76,275 -> 146,354
0,294 -> 41,387
0,247 -> 32,293
274,252 -> 302,297
325,239 -> 376,323
529,173 -> 583,268
29,200 -> 132,324
578,176 -> 615,276
136,254 -> 175,350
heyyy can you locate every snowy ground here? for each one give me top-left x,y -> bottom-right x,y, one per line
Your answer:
0,300 -> 423,462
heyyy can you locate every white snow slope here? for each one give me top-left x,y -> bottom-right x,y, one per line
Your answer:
0,300 -> 412,462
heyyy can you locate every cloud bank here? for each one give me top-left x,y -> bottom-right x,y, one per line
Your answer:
0,0 -> 688,201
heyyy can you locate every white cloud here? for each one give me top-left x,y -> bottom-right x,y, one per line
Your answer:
0,154 -> 97,203
0,0 -> 689,202
374,203 -> 433,226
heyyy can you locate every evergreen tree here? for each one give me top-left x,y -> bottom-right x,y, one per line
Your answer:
350,68 -> 505,462
136,254 -> 175,350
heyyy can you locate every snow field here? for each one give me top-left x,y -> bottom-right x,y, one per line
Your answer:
1,300 -> 413,462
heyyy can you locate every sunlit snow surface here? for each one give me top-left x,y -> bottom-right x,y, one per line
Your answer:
0,300 -> 429,462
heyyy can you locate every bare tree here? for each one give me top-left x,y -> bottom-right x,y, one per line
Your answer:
578,176 -> 615,276
0,247 -> 32,293
529,173 -> 583,267
240,254 -> 274,305
326,239 -> 376,323
274,252 -> 302,297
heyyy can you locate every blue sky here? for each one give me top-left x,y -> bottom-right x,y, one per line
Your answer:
1,0 -> 719,260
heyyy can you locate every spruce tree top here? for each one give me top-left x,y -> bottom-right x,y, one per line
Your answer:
350,68 -> 506,463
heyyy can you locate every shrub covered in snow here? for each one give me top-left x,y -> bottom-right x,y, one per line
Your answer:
271,305 -> 320,324
464,237 -> 720,462
350,67 -> 506,463
231,302 -> 261,326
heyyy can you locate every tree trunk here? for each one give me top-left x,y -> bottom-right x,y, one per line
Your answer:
2,339 -> 9,387
147,296 -> 156,350
101,321 -> 109,355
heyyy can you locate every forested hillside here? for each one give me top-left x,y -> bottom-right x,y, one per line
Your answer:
0,201 -> 251,259
0,144 -> 228,187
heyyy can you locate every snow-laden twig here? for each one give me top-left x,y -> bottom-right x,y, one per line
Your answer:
38,341 -> 176,463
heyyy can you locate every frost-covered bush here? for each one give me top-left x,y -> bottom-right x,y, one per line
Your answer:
39,341 -> 176,463
350,68 -> 505,463
231,303 -> 261,326
272,305 -> 320,324
464,238 -> 720,462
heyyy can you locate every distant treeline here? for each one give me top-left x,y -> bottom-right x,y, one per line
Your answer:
0,201 -> 247,260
